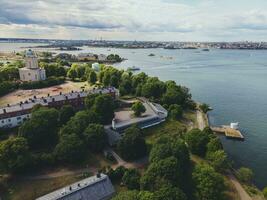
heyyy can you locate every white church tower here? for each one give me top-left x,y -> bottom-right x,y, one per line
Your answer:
19,49 -> 46,82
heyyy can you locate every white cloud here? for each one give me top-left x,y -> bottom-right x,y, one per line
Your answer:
0,0 -> 267,41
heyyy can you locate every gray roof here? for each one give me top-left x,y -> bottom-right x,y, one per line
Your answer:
36,174 -> 115,200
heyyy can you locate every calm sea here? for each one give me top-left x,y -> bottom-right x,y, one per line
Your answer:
1,43 -> 267,188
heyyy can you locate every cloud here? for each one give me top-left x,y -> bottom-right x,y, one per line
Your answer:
0,0 -> 267,41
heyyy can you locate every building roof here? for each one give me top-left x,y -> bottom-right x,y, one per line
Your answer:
25,49 -> 37,57
0,87 -> 118,116
36,174 -> 115,200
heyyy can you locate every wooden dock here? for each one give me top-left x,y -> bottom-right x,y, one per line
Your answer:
211,126 -> 244,140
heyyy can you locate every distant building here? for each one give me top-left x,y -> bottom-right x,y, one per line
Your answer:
98,54 -> 107,62
0,87 -> 119,129
19,49 -> 46,82
36,173 -> 115,200
77,53 -> 97,61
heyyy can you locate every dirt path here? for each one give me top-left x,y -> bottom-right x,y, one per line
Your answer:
196,110 -> 206,130
195,110 -> 253,200
21,149 -> 147,181
228,173 -> 252,200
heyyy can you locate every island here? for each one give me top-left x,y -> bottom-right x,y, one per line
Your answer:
0,49 -> 265,200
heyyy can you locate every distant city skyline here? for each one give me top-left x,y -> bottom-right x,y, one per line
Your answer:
1,0 -> 267,42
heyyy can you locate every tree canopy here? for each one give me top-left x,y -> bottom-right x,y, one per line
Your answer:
185,128 -> 210,157
54,133 -> 86,163
83,123 -> 107,152
193,164 -> 225,200
117,126 -> 147,161
19,107 -> 59,149
0,137 -> 31,173
237,167 -> 253,184
122,168 -> 141,190
131,101 -> 146,117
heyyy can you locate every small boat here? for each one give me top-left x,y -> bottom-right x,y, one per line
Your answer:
202,48 -> 210,51
127,66 -> 140,71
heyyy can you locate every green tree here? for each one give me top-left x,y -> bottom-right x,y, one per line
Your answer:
149,142 -> 173,163
206,137 -> 223,153
141,77 -> 166,99
85,94 -> 100,110
199,103 -> 211,113
141,156 -> 182,191
88,70 -> 97,84
19,107 -> 59,149
169,104 -> 183,119
206,150 -> 228,172
54,134 -> 86,163
67,67 -> 77,80
93,94 -> 115,124
132,101 -> 146,117
83,123 -> 107,152
237,167 -> 253,184
112,191 -> 139,200
154,184 -> 187,200
138,191 -> 154,200
263,187 -> 267,199
0,137 -> 32,173
117,126 -> 147,161
202,127 -> 215,138
185,128 -> 210,157
119,78 -> 132,96
193,164 -> 225,200
59,105 -> 75,125
122,168 -> 141,190
60,110 -> 99,137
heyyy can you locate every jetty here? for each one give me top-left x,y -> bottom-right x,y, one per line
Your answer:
211,123 -> 244,140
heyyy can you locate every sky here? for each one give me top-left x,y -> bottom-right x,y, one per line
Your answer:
0,0 -> 267,41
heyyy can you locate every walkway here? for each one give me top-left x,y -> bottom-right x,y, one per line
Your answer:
196,110 -> 206,130
227,173 -> 252,200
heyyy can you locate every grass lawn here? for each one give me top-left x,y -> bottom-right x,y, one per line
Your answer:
4,175 -> 81,200
1,152 -> 116,200
143,119 -> 187,146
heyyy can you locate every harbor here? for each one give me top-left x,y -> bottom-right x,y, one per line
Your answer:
211,123 -> 244,140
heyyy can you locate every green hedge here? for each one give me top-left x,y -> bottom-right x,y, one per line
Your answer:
19,76 -> 65,90
0,81 -> 19,97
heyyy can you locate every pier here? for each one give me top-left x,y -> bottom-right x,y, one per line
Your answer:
211,126 -> 244,140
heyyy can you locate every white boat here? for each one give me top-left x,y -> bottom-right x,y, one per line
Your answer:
127,66 -> 140,71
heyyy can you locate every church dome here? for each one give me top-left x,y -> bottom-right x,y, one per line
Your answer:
25,49 -> 36,57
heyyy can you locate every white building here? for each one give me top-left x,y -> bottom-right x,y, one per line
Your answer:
19,50 -> 46,82
98,54 -> 107,61
92,62 -> 100,71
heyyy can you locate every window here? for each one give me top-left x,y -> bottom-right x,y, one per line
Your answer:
8,119 -> 11,122
28,73 -> 31,76
17,117 -> 21,120
1,120 -> 4,123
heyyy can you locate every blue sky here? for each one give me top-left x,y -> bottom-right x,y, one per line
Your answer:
0,0 -> 267,41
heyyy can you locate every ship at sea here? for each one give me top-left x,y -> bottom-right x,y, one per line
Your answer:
127,66 -> 140,71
